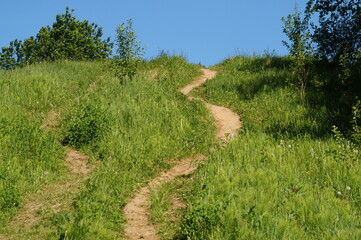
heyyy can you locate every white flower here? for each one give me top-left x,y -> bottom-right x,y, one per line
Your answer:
346,186 -> 351,191
337,191 -> 342,196
288,145 -> 292,149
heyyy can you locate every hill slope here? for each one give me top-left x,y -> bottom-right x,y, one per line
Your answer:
0,57 -> 215,239
180,56 -> 361,240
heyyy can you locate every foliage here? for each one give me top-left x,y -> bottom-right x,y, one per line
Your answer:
282,3 -> 314,103
312,0 -> 361,63
108,19 -> 144,82
351,99 -> 361,143
282,0 -> 361,125
115,19 -> 143,62
61,102 -> 112,149
180,204 -> 222,239
0,7 -> 112,70
281,3 -> 313,57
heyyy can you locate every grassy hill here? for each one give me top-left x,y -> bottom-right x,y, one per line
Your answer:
0,55 -> 360,240
0,57 -> 215,239
179,56 -> 361,239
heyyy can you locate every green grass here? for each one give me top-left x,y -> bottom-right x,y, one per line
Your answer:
0,56 -> 215,239
150,175 -> 193,240
4,54 -> 358,240
0,61 -> 104,225
180,56 -> 361,240
54,56 -> 214,239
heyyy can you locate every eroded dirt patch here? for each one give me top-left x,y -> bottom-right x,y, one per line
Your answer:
0,148 -> 95,239
7,149 -> 92,232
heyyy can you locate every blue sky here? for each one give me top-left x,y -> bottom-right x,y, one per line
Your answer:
1,0 -> 308,66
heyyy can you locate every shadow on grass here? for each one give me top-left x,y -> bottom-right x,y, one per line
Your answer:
230,57 -> 291,101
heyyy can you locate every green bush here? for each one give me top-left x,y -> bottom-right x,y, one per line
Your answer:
61,102 -> 112,149
180,204 -> 222,239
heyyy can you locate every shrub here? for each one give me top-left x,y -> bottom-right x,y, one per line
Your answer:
180,204 -> 222,239
108,19 -> 144,83
61,102 -> 111,149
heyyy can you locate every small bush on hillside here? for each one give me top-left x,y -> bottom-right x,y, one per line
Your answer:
180,203 -> 222,239
61,102 -> 112,149
108,19 -> 144,83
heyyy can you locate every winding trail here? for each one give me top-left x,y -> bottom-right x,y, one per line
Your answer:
123,69 -> 242,240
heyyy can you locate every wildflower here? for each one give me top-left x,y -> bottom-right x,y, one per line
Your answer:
288,145 -> 292,149
337,191 -> 342,196
346,186 -> 351,191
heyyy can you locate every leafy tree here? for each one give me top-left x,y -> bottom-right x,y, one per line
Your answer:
283,0 -> 361,132
0,41 -> 17,70
312,0 -> 361,63
0,7 -> 112,70
109,19 -> 144,82
282,3 -> 314,103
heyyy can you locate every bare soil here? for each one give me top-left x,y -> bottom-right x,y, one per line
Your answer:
40,110 -> 60,130
123,69 -> 242,240
7,149 -> 92,230
2,112 -> 95,239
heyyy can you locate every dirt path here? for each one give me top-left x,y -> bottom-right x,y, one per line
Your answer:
123,69 -> 242,240
1,112 -> 95,239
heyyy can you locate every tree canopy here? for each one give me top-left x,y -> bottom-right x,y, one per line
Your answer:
312,0 -> 361,62
0,7 -> 112,70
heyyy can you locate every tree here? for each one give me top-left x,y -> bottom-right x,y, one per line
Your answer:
312,0 -> 361,63
282,2 -> 314,103
0,7 -> 112,70
115,19 -> 143,62
110,19 -> 144,82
